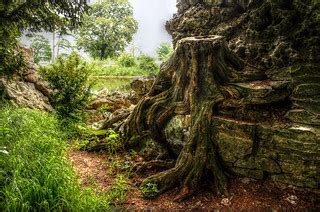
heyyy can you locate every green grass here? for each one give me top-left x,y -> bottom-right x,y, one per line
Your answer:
90,77 -> 132,92
0,106 -> 109,211
106,174 -> 129,204
89,58 -> 159,76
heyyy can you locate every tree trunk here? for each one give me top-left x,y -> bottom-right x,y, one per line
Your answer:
121,36 -> 266,200
52,30 -> 55,63
56,34 -> 60,58
100,45 -> 107,60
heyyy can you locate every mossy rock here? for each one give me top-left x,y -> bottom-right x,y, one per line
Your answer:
286,109 -> 320,126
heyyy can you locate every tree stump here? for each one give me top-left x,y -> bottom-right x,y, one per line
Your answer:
121,36 -> 277,200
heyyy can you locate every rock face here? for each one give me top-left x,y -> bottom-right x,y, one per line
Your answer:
167,115 -> 319,188
0,76 -> 53,111
167,0 -> 320,70
159,0 -> 320,189
0,48 -> 53,111
87,90 -> 133,125
22,68 -> 52,97
88,90 -> 131,111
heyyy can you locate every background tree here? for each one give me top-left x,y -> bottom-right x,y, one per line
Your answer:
26,34 -> 52,64
0,0 -> 89,75
77,0 -> 138,59
156,43 -> 173,63
0,24 -> 25,75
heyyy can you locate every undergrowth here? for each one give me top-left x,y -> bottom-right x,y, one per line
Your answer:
74,127 -> 124,154
0,106 -> 109,211
107,174 -> 129,204
40,52 -> 92,123
140,182 -> 159,199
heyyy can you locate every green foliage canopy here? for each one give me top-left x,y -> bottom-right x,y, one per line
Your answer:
0,0 -> 89,75
0,0 -> 89,32
0,25 -> 25,75
77,0 -> 138,59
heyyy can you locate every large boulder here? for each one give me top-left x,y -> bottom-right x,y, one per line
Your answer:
167,0 -> 320,70
164,113 -> 319,188
266,65 -> 320,126
0,77 -> 53,112
160,0 -> 320,190
22,68 -> 52,97
87,90 -> 133,124
216,117 -> 319,188
87,90 -> 131,111
130,75 -> 156,103
0,46 -> 53,111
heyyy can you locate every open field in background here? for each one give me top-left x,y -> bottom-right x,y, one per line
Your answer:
90,76 -> 134,92
88,56 -> 159,77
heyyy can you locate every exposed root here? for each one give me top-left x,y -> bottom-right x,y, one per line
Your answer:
100,112 -> 130,130
133,160 -> 175,174
141,102 -> 230,201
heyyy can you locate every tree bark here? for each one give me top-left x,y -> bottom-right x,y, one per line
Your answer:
121,36 -> 265,200
100,44 -> 107,60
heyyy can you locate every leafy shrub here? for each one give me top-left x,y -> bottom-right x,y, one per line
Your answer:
0,106 -> 109,211
156,42 -> 173,62
105,129 -> 122,154
117,53 -> 136,67
40,52 -> 92,122
140,182 -> 159,199
72,138 -> 90,150
108,157 -> 133,176
137,54 -> 159,73
0,25 -> 26,76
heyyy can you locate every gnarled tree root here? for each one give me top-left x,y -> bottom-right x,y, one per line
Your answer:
133,159 -> 175,174
141,103 -> 232,201
100,112 -> 130,130
121,36 -> 264,200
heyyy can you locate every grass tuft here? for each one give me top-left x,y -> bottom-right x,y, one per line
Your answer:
0,106 -> 109,211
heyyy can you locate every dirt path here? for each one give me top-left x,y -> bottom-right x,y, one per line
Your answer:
68,150 -> 319,210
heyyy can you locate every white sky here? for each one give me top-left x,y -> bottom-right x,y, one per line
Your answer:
20,0 -> 177,57
129,0 -> 177,55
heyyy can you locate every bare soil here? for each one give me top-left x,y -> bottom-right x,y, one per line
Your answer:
68,150 -> 319,211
